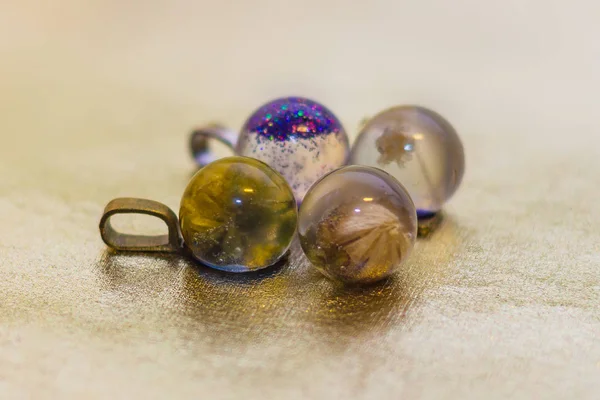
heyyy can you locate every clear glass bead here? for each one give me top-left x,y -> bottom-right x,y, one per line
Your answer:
298,165 -> 417,284
236,97 -> 349,203
349,106 -> 465,216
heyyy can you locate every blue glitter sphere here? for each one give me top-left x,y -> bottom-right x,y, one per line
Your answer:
236,97 -> 349,202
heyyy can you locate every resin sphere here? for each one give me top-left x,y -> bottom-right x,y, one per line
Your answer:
179,156 -> 297,272
237,97 -> 350,203
298,165 -> 417,284
350,106 -> 465,216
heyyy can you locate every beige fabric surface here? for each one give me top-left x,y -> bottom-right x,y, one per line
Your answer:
1,1 -> 599,399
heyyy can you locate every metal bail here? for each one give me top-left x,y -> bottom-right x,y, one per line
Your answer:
99,198 -> 183,252
417,211 -> 444,238
190,123 -> 238,165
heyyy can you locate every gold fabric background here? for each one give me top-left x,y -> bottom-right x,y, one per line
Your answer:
1,2 -> 599,398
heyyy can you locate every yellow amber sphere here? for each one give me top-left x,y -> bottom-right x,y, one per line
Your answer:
179,157 -> 297,272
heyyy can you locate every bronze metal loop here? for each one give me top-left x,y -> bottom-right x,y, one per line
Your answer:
190,123 -> 238,165
99,198 -> 183,252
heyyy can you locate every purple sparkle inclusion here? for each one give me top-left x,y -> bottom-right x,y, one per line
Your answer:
244,97 -> 342,141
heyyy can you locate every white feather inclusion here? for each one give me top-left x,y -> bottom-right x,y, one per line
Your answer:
332,202 -> 411,276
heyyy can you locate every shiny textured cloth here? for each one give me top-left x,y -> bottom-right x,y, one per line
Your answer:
1,2 -> 599,399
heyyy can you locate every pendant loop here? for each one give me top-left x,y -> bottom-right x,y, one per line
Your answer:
99,198 -> 183,252
417,211 -> 444,238
190,123 -> 238,165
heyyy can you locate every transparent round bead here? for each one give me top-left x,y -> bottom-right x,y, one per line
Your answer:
179,156 -> 297,272
298,165 -> 417,284
349,106 -> 465,216
237,97 -> 350,203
